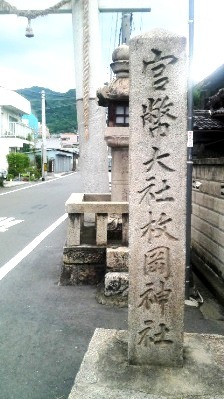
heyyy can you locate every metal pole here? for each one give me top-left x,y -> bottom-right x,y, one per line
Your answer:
185,0 -> 194,299
41,90 -> 47,181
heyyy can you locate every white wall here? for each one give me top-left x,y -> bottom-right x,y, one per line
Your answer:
0,138 -> 29,170
0,87 -> 31,115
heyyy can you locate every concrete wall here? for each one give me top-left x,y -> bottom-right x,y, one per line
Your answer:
191,158 -> 224,303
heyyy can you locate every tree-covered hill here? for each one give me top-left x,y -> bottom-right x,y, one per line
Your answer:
16,86 -> 77,134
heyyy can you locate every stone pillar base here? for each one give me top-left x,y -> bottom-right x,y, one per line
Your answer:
68,329 -> 224,399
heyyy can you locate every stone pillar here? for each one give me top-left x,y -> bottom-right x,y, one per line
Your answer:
105,128 -> 129,201
72,0 -> 109,193
128,30 -> 187,366
97,44 -> 130,201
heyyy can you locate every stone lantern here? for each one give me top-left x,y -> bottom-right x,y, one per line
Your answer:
97,44 -> 129,202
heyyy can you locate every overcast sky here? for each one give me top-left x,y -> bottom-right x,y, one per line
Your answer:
0,0 -> 223,93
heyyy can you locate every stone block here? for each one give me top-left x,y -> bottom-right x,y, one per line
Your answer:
104,272 -> 129,297
60,245 -> 106,285
106,247 -> 129,272
60,263 -> 105,285
63,246 -> 106,264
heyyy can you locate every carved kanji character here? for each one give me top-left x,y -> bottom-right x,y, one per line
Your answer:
140,212 -> 178,243
138,281 -> 171,316
138,321 -> 173,346
143,48 -> 178,90
143,147 -> 175,173
141,96 -> 176,137
138,178 -> 174,204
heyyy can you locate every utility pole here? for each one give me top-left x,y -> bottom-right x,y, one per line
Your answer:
121,12 -> 132,44
41,90 -> 47,181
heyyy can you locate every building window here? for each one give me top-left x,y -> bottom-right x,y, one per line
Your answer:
9,115 -> 18,123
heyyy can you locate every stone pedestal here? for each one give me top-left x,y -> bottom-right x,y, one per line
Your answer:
68,329 -> 224,399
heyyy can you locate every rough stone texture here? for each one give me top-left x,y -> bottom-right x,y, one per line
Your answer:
95,283 -> 128,308
76,99 -> 109,194
63,246 -> 106,265
97,44 -> 129,105
67,213 -> 81,246
128,30 -> 187,366
60,246 -> 106,285
111,147 -> 129,201
96,213 -> 108,246
65,193 -> 128,214
104,127 -> 129,203
105,132 -> 129,202
98,43 -> 130,203
68,328 -> 224,399
105,127 -> 129,148
104,272 -> 129,297
106,247 -> 129,272
59,263 -> 105,285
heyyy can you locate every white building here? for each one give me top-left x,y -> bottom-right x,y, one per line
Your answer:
0,86 -> 35,170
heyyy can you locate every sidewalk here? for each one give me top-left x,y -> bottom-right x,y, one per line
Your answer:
3,172 -> 69,188
67,274 -> 224,399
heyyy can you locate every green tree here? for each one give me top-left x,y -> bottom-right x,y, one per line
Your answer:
35,154 -> 42,171
7,153 -> 30,178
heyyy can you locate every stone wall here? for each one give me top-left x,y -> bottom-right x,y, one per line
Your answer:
191,158 -> 224,303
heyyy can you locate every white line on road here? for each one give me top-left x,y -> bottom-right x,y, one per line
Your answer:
0,173 -> 76,196
0,217 -> 24,232
0,213 -> 67,281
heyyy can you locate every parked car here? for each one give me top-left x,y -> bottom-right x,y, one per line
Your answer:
0,169 -> 7,179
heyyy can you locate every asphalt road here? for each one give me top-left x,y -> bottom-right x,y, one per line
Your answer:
0,173 -> 128,399
0,173 -> 224,399
0,173 -> 83,266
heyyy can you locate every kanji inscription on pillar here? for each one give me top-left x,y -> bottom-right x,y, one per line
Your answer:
128,30 -> 187,366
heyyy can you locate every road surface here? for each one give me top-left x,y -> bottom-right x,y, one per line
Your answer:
0,173 -> 128,399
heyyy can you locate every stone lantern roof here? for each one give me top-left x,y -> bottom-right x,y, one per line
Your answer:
97,44 -> 129,107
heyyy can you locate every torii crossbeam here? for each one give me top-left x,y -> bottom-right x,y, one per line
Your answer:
0,1 -> 150,14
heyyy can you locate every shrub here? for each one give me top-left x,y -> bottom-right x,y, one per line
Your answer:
7,153 -> 30,178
